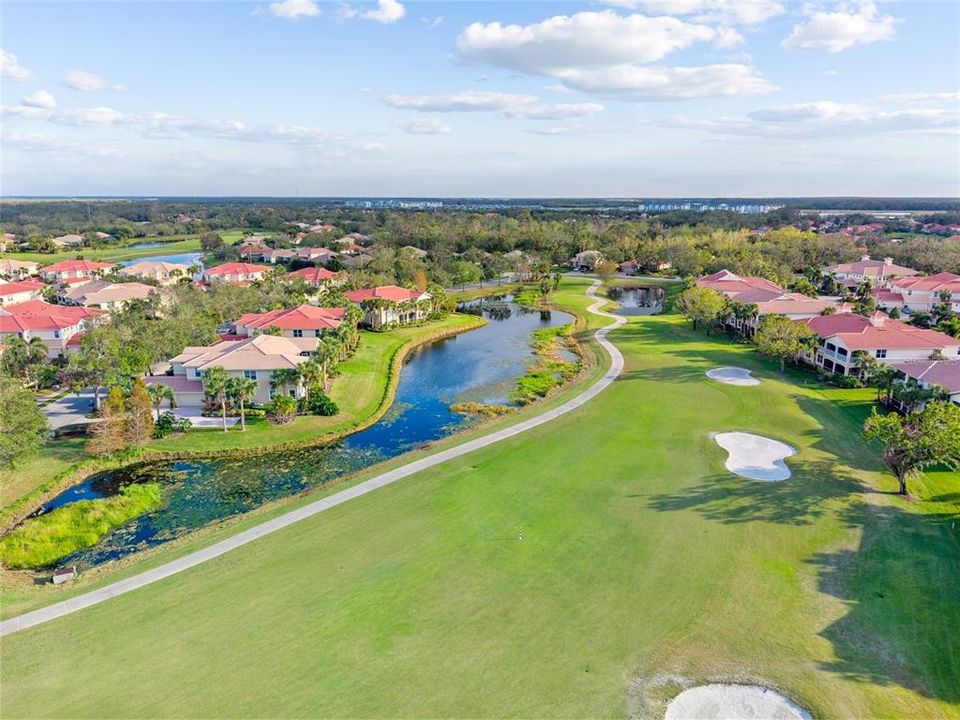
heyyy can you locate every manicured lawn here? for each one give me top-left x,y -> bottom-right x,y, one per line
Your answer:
2,281 -> 957,718
5,237 -> 202,265
0,437 -> 87,522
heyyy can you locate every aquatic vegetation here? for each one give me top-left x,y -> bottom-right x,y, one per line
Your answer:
0,483 -> 164,570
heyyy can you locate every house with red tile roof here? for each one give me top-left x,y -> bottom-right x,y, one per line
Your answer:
824,255 -> 919,285
118,260 -> 192,285
0,299 -> 103,357
286,266 -> 340,289
889,272 -> 960,314
345,285 -> 431,329
234,305 -> 345,343
244,247 -> 297,264
799,312 -> 960,376
0,280 -> 45,307
39,259 -> 115,283
889,360 -> 960,409
696,270 -> 846,334
203,262 -> 269,284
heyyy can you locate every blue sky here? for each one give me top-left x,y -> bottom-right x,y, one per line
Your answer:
2,0 -> 958,197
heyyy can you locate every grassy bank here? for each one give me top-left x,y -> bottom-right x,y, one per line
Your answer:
0,484 -> 163,570
512,323 -> 581,404
2,279 -> 956,717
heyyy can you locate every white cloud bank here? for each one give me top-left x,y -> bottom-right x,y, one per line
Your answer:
456,10 -> 775,100
1,49 -> 34,81
663,93 -> 959,137
268,0 -> 321,20
63,69 -> 125,91
21,90 -> 57,109
782,1 -> 898,53
600,0 -> 784,25
394,117 -> 451,134
384,90 -> 605,119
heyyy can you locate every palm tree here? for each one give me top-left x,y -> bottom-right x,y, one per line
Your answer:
317,336 -> 340,386
270,367 -> 302,404
226,376 -> 257,431
298,360 -> 323,405
874,364 -> 900,404
1,336 -> 47,386
146,383 -> 176,422
203,366 -> 230,432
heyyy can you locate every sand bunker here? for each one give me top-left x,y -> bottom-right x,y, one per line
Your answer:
715,432 -> 795,481
665,684 -> 812,720
706,367 -> 761,386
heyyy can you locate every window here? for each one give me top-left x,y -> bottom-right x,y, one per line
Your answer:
289,388 -> 297,398
192,368 -> 201,379
293,329 -> 303,338
836,347 -> 847,357
53,330 -> 60,339
875,349 -> 887,359
268,387 -> 275,400
314,330 -> 322,338
243,370 -> 257,380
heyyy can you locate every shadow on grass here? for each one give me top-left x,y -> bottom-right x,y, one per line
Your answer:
644,460 -> 861,526
808,500 -> 960,704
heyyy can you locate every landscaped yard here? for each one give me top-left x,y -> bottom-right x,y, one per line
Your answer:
2,279 -> 956,718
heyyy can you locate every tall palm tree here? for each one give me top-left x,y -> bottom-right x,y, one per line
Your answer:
1,336 -> 47,386
298,360 -> 323,405
270,367 -> 302,404
317,336 -> 341,384
226,376 -> 257,431
146,383 -> 176,422
203,366 -> 230,432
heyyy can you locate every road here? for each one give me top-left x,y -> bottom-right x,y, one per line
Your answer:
40,389 -> 97,430
1,281 -> 624,636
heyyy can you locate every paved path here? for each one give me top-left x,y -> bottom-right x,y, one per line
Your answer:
1,281 -> 625,637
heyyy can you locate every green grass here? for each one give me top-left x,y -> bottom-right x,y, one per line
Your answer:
0,484 -> 163,570
1,279 -> 958,717
512,323 -> 580,404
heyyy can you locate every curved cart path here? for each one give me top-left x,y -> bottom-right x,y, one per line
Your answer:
1,281 -> 625,637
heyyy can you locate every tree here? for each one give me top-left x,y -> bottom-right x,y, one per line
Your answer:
199,232 -> 224,253
126,378 -> 155,445
863,402 -> 960,495
226,376 -> 257,431
0,377 -> 49,468
676,286 -> 726,332
203,366 -> 230,432
0,336 -> 48,386
754,314 -> 815,372
86,386 -> 127,456
298,360 -> 323,405
146,383 -> 176,422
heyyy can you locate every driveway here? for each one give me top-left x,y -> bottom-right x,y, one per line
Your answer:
172,406 -> 240,428
40,389 -> 97,430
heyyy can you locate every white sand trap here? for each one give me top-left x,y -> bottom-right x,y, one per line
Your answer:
715,432 -> 795,481
665,684 -> 812,720
706,367 -> 761,386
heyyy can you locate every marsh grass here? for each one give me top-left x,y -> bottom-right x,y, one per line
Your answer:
0,484 -> 164,570
513,324 -> 581,404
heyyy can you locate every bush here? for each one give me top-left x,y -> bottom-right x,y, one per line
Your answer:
154,411 -> 192,438
267,395 -> 297,424
304,390 -> 339,416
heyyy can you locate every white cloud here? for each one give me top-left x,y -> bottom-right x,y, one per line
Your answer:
600,0 -> 784,25
422,15 -> 443,28
63,69 -> 125,91
395,117 -> 452,134
506,102 -> 605,119
362,0 -> 405,24
458,11 -> 719,72
384,90 -> 538,112
782,1 -> 898,53
456,10 -> 773,100
1,50 -> 34,81
555,63 -> 776,100
663,94 -> 959,137
21,90 -> 57,109
824,69 -> 840,76
268,0 -> 321,20
3,131 -> 125,158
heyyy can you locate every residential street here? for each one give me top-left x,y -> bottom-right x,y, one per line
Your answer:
39,389 -> 97,430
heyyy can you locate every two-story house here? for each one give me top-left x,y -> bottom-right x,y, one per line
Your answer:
823,255 -> 919,286
234,305 -> 345,348
345,286 -> 431,329
118,260 -> 192,285
889,272 -> 960,314
0,299 -> 103,357
0,259 -> 39,280
39,259 -> 115,283
0,280 -> 45,306
799,312 -> 960,376
159,334 -> 308,407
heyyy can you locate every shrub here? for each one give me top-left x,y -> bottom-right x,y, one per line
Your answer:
304,390 -> 339,416
267,395 -> 297,424
154,411 -> 193,438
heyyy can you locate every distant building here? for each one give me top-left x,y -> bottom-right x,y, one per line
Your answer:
287,266 -> 340,289
50,234 -> 85,248
203,262 -> 269,284
0,258 -> 40,280
889,272 -> 960,314
824,255 -> 919,285
890,360 -> 960,409
235,305 -> 345,344
39,259 -> 115,283
119,260 -> 193,285
60,279 -> 162,311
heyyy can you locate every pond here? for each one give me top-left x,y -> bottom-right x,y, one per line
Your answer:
608,285 -> 664,316
34,297 -> 572,569
117,251 -> 204,268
